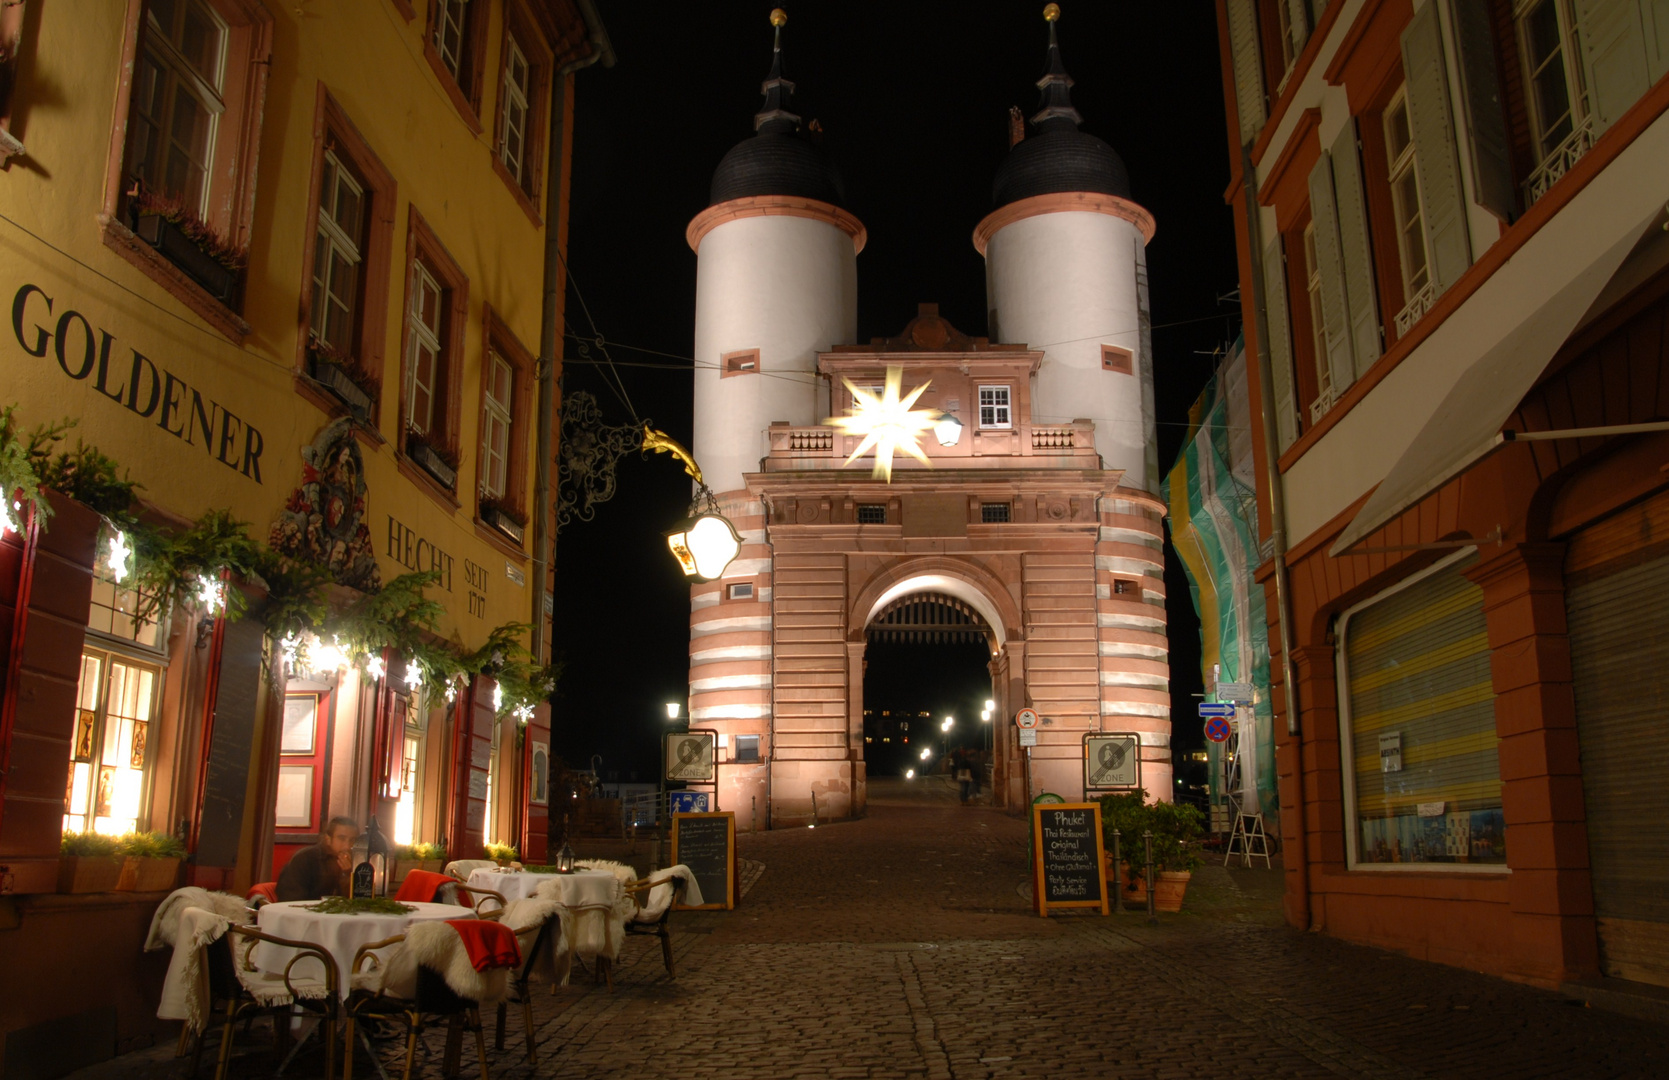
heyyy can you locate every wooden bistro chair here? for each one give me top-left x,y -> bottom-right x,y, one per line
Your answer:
622,869 -> 690,979
491,899 -> 567,1065
191,919 -> 341,1080
451,883 -> 508,920
344,922 -> 517,1080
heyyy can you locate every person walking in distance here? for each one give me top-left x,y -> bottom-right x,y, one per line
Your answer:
956,752 -> 973,804
276,816 -> 359,901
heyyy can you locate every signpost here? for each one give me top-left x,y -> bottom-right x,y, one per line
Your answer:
1204,717 -> 1233,743
1217,682 -> 1254,703
1015,708 -> 1040,728
670,811 -> 736,910
1083,733 -> 1140,792
665,731 -> 717,781
1197,702 -> 1235,718
669,791 -> 710,813
1031,801 -> 1109,916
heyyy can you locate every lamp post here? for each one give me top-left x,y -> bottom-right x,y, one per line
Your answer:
659,701 -> 681,868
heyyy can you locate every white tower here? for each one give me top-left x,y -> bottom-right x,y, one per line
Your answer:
973,7 -> 1172,799
974,8 -> 1159,492
684,11 -> 865,820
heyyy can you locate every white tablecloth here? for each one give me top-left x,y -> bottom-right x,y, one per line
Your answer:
469,869 -> 626,977
252,901 -> 470,998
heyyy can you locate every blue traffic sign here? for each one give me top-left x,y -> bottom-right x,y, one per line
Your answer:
1198,702 -> 1236,718
1205,717 -> 1233,743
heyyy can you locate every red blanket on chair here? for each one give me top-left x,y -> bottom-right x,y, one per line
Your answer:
394,870 -> 452,903
247,882 -> 277,904
446,919 -> 521,972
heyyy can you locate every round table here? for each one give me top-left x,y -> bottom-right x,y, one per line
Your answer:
252,900 -> 470,998
466,869 -> 626,981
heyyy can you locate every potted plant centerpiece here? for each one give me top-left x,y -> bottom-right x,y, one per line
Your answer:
115,831 -> 186,892
484,842 -> 518,869
58,831 -> 125,894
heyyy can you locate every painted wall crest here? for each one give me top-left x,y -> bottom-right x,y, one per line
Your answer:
269,417 -> 382,591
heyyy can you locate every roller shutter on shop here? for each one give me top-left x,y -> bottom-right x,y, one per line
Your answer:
1566,487 -> 1669,988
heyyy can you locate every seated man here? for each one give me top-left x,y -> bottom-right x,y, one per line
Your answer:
276,816 -> 358,902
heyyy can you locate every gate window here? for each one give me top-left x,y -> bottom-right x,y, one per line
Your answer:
1337,550 -> 1504,868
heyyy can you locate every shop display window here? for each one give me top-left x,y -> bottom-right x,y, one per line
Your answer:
1337,550 -> 1506,869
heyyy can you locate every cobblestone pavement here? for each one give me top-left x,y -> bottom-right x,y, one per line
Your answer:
75,776 -> 1669,1080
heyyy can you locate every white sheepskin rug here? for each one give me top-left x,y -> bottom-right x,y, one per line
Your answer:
573,859 -> 636,884
498,898 -> 568,985
361,921 -> 512,1006
145,887 -> 250,952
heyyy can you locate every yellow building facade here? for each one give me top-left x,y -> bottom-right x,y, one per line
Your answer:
0,1 -> 608,1069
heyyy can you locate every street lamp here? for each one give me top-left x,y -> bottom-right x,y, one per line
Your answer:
932,412 -> 963,447
644,427 -> 743,582
658,701 -> 683,868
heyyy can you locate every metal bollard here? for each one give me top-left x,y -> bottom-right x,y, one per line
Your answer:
1143,829 -> 1156,923
1111,829 -> 1122,914
752,795 -> 758,835
810,791 -> 819,828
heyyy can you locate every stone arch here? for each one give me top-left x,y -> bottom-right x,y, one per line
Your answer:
847,556 -> 1022,649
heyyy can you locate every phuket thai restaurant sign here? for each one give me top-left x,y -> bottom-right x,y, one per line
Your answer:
11,283 -> 266,483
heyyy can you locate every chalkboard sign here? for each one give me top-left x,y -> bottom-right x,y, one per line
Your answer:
671,811 -> 735,910
1031,802 -> 1108,916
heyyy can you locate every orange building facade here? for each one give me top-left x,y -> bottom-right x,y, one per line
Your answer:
1218,0 -> 1669,989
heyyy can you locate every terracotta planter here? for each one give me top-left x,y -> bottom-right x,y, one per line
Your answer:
116,856 -> 182,892
1153,870 -> 1191,912
58,855 -> 124,894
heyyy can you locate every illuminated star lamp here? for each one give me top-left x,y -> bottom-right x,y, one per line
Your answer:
826,366 -> 943,482
643,425 -> 743,583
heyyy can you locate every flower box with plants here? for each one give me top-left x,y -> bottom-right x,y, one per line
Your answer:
478,496 -> 527,545
127,187 -> 245,305
484,842 -> 519,868
115,830 -> 187,892
307,340 -> 378,419
392,842 -> 446,885
59,832 -> 126,894
404,432 -> 459,491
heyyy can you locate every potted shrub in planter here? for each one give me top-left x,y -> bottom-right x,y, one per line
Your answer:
391,842 -> 445,886
478,496 -> 527,546
1098,788 -> 1151,901
115,831 -> 186,892
405,432 -> 459,491
59,831 -> 125,894
127,186 -> 245,305
307,339 -> 377,419
1148,800 -> 1206,912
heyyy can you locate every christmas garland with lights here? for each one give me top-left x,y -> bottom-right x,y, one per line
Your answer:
1,406 -> 559,718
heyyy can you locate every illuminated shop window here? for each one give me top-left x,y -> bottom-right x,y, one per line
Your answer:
65,650 -> 160,836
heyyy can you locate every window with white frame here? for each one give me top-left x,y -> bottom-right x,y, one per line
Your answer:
1337,550 -> 1505,869
1383,89 -> 1431,310
480,352 -> 514,499
1302,223 -> 1330,400
433,0 -> 469,81
498,31 -> 531,185
310,150 -> 366,355
126,0 -> 227,215
405,260 -> 443,436
1516,0 -> 1588,168
65,649 -> 161,836
977,385 -> 1011,429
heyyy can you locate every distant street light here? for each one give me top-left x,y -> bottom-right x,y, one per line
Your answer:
659,701 -> 684,867
919,747 -> 932,761
905,768 -> 916,780
984,698 -> 995,712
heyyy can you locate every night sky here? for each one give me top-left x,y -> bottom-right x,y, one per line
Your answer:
551,4 -> 1238,783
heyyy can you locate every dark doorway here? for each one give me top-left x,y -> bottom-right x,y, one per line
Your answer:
862,637 -> 994,781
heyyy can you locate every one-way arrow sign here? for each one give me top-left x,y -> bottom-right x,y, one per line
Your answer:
1197,702 -> 1236,718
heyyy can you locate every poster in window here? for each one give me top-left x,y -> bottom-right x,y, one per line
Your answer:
130,721 -> 148,769
95,765 -> 115,818
530,741 -> 548,805
275,765 -> 314,827
282,695 -> 316,754
74,709 -> 96,762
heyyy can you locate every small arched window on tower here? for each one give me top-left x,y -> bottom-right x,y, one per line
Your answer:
1101,344 -> 1134,375
722,348 -> 760,377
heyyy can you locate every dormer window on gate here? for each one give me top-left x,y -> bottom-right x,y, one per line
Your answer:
977,385 -> 1011,428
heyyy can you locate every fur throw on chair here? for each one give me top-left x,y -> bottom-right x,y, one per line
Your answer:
396,921 -> 513,1006
635,865 -> 703,920
146,888 -> 249,952
498,898 -> 568,984
573,859 -> 637,884
443,859 -> 497,880
157,907 -> 231,1033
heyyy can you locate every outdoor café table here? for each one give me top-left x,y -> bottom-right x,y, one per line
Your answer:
251,900 -> 472,999
468,868 -> 625,981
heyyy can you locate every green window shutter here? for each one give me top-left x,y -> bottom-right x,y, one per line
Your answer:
1307,151 -> 1357,397
1401,2 -> 1473,295
1575,0 -> 1651,133
1449,0 -> 1518,222
1261,236 -> 1299,452
1330,118 -> 1382,378
1287,0 -> 1312,56
1647,0 -> 1669,84
1227,0 -> 1266,144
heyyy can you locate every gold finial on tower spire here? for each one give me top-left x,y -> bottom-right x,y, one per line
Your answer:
1043,3 -> 1060,22
771,8 -> 787,27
